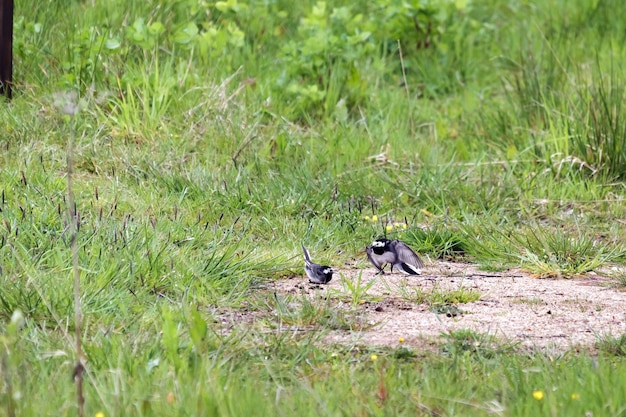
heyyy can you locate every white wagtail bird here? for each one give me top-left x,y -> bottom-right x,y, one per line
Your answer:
366,238 -> 425,275
302,245 -> 334,284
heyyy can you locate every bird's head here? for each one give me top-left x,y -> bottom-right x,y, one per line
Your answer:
371,238 -> 391,248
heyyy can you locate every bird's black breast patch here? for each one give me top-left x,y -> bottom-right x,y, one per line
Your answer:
372,246 -> 386,255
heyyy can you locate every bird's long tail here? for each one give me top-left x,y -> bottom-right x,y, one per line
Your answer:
302,245 -> 312,264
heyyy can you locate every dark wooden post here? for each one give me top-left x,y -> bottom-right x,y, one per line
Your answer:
0,0 -> 14,100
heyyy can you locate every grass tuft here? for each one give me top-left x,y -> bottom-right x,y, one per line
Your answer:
441,329 -> 518,358
595,333 -> 626,357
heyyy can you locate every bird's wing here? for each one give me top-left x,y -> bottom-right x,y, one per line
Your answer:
305,267 -> 319,283
396,262 -> 421,275
366,246 -> 385,272
393,240 -> 425,269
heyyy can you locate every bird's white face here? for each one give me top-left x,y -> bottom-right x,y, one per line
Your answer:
323,267 -> 333,275
371,240 -> 386,248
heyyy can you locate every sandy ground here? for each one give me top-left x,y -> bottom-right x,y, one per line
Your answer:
270,261 -> 626,352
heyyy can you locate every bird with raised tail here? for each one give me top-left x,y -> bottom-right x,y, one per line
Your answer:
302,245 -> 334,284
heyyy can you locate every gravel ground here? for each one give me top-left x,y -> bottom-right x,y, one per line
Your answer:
272,261 -> 626,352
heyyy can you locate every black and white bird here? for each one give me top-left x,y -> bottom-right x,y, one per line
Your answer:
302,245 -> 334,284
366,238 -> 424,275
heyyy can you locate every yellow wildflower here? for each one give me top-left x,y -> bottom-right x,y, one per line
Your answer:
386,225 -> 393,232
371,215 -> 378,222
571,393 -> 580,400
398,337 -> 405,343
370,354 -> 378,361
95,413 -> 105,417
532,390 -> 544,401
364,216 -> 370,221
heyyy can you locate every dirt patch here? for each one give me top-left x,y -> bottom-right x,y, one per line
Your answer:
271,261 -> 626,351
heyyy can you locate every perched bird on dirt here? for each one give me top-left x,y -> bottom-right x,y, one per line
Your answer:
366,238 -> 424,275
302,245 -> 334,284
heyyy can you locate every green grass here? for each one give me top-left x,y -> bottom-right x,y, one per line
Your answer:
596,333 -> 626,357
3,0 -> 626,415
339,271 -> 379,306
391,280 -> 482,310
